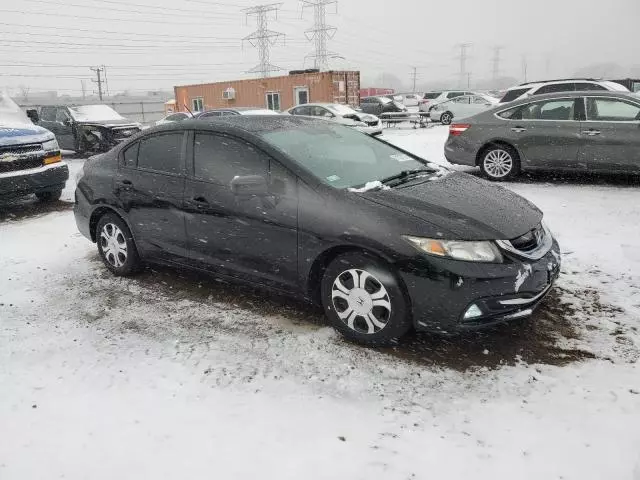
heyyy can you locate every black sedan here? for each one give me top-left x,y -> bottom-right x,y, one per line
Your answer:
74,116 -> 560,345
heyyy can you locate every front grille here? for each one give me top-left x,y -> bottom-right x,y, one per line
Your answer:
509,224 -> 545,252
0,143 -> 45,173
366,120 -> 379,127
0,156 -> 43,173
496,223 -> 552,261
0,143 -> 42,155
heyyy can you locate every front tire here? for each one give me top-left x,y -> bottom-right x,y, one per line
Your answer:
480,145 -> 520,181
440,111 -> 453,125
35,189 -> 62,202
320,252 -> 412,346
96,213 -> 141,276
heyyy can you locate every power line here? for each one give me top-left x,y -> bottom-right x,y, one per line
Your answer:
301,0 -> 339,71
242,4 -> 285,78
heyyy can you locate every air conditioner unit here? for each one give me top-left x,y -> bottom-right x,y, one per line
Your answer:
223,87 -> 236,100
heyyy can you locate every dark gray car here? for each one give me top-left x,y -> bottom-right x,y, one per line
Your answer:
444,91 -> 640,180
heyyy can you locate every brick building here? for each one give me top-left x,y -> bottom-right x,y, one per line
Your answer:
174,70 -> 360,113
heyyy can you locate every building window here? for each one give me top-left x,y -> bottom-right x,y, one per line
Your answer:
266,92 -> 281,111
192,97 -> 204,112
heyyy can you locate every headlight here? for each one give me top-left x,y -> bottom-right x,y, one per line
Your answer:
42,138 -> 59,151
352,121 -> 368,127
403,236 -> 503,263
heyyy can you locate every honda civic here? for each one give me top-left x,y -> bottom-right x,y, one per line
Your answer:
74,116 -> 561,345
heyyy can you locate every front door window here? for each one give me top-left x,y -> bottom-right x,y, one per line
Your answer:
266,92 -> 281,111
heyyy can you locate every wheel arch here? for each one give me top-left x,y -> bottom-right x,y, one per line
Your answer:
89,205 -> 134,243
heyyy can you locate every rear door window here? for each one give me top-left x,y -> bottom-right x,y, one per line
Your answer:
137,133 -> 184,174
446,92 -> 465,99
193,133 -> 268,185
519,99 -> 576,120
423,92 -> 441,99
586,98 -> 640,121
575,83 -> 607,91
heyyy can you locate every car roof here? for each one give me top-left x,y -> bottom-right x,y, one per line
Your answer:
498,90 -> 640,106
177,114 -> 329,134
506,78 -> 609,91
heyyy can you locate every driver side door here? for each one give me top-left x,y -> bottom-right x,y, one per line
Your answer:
53,108 -> 75,150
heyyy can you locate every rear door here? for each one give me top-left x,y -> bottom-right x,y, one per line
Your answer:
504,97 -> 584,170
115,132 -> 188,262
184,131 -> 299,289
579,96 -> 640,172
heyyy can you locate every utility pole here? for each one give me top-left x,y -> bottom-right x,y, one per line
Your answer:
466,72 -> 472,89
90,66 -> 104,101
455,43 -> 472,89
491,46 -> 503,82
80,80 -> 86,100
302,0 -> 339,71
242,3 -> 285,78
410,66 -> 418,93
102,65 -> 110,97
521,54 -> 528,83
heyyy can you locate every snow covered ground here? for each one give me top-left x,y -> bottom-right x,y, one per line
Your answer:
1,130 -> 640,479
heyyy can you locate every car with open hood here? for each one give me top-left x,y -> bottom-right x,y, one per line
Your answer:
286,103 -> 383,135
28,104 -> 142,155
0,92 -> 68,202
74,116 -> 560,346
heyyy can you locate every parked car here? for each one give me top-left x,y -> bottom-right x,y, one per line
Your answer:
498,78 -> 629,104
155,112 -> 192,126
74,116 -> 560,346
28,105 -> 142,155
193,107 -> 281,118
360,96 -> 409,121
419,90 -> 475,114
429,94 -> 498,125
396,93 -> 423,107
444,91 -> 640,180
286,103 -> 382,135
383,94 -> 404,103
0,93 -> 68,202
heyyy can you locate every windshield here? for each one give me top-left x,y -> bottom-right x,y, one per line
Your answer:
260,122 -> 430,189
0,91 -> 31,126
326,104 -> 357,115
378,97 -> 392,104
500,87 -> 531,103
68,105 -> 125,122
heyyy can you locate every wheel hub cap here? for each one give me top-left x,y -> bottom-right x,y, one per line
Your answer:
484,149 -> 513,178
100,223 -> 128,268
331,268 -> 391,335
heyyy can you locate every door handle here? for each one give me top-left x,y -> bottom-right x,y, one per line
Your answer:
581,129 -> 601,136
510,126 -> 527,133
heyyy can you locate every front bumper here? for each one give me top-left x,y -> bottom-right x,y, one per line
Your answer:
399,239 -> 561,333
0,162 -> 69,198
355,124 -> 383,135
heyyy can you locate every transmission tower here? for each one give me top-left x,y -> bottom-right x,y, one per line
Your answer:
455,43 -> 472,88
491,46 -> 503,81
242,3 -> 285,78
301,0 -> 339,71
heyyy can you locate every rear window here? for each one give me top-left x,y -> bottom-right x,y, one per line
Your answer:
500,87 -> 531,103
423,92 -> 441,99
534,83 -> 575,95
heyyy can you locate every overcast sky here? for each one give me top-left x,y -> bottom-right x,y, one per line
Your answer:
1,0 -> 638,96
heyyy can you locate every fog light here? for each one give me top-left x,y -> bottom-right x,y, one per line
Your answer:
463,304 -> 483,320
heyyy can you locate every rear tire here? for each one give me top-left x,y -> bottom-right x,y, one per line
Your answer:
320,252 -> 412,346
440,112 -> 453,125
35,189 -> 62,202
480,145 -> 521,181
96,213 -> 141,276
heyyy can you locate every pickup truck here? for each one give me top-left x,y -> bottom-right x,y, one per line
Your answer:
1,93 -> 68,202
27,104 -> 142,155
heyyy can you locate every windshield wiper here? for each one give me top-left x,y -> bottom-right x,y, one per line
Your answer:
379,168 -> 434,187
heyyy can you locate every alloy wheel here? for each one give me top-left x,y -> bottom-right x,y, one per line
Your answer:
441,112 -> 452,125
331,269 -> 391,334
100,223 -> 128,268
484,149 -> 514,178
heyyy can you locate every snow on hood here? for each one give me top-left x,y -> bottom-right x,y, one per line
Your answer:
0,91 -> 53,145
68,105 -> 125,122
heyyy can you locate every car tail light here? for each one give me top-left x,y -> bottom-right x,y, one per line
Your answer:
449,123 -> 470,136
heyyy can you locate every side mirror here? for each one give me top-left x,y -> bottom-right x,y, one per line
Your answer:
26,109 -> 39,123
230,175 -> 268,196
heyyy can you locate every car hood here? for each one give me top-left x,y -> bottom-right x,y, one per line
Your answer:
356,172 -> 542,240
76,119 -> 140,128
0,124 -> 54,146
